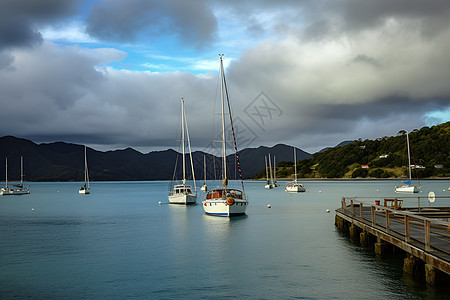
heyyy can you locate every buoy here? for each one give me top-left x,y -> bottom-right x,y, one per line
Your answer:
267,204 -> 271,208
31,208 -> 35,211
319,190 -> 322,193
158,201 -> 162,205
326,209 -> 330,213
376,189 -> 379,192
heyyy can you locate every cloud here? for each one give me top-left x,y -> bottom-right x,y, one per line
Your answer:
0,0 -> 80,50
85,0 -> 217,49
0,0 -> 449,155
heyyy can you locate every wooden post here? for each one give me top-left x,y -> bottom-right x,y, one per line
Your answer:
360,203 -> 364,220
418,197 -> 421,213
425,220 -> 431,251
351,200 -> 354,216
385,209 -> 390,232
405,215 -> 410,242
371,206 -> 375,226
342,197 -> 346,211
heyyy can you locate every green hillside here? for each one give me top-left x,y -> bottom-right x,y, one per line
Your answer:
256,121 -> 450,180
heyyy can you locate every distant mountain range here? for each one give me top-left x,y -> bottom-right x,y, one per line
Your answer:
0,136 -> 311,181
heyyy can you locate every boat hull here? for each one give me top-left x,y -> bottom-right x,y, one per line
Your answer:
264,184 -> 273,189
395,185 -> 419,193
79,188 -> 90,194
285,182 -> 306,193
202,199 -> 248,216
168,193 -> 197,205
1,187 -> 30,195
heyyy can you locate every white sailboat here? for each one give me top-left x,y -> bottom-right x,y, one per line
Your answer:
202,55 -> 248,216
201,155 -> 208,191
79,146 -> 90,194
1,157 -> 30,195
264,156 -> 273,189
168,98 -> 197,204
395,130 -> 420,193
285,147 -> 306,193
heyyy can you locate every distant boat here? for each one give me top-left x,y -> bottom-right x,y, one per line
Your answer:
168,98 -> 197,205
202,55 -> 248,216
395,130 -> 420,193
201,155 -> 208,191
285,147 -> 306,193
1,157 -> 30,196
264,156 -> 273,189
79,146 -> 90,194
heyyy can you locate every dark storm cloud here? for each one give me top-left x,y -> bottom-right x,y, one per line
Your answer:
85,0 -> 217,48
0,0 -> 80,49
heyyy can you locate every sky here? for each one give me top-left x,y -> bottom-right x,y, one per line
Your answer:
1,0 -> 449,154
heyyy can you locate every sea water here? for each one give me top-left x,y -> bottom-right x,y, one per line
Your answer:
1,180 -> 449,299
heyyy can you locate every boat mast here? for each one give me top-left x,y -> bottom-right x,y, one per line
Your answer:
181,98 -> 186,185
406,130 -> 412,185
274,156 -> 277,184
203,155 -> 207,185
219,54 -> 227,185
268,153 -> 274,186
84,146 -> 90,189
265,156 -> 269,183
5,158 -> 7,188
294,148 -> 297,183
183,98 -> 197,192
20,156 -> 24,183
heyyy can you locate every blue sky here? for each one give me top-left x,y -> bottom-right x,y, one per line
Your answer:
0,0 -> 449,154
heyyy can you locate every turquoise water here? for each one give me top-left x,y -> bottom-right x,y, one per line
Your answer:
1,180 -> 449,299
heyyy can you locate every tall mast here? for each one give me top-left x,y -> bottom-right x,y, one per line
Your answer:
21,156 -> 24,183
265,156 -> 269,183
406,130 -> 412,184
294,148 -> 298,182
5,158 -> 7,188
219,54 -> 227,182
268,153 -> 274,185
184,98 -> 197,192
181,98 -> 186,184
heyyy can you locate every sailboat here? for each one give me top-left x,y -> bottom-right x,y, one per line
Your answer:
285,147 -> 306,193
201,155 -> 208,191
1,157 -> 30,195
202,55 -> 248,216
79,146 -> 90,194
395,130 -> 420,193
264,156 -> 273,189
168,98 -> 197,204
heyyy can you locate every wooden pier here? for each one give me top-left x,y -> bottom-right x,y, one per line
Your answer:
335,196 -> 450,285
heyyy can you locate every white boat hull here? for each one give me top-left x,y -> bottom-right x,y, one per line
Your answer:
1,187 -> 30,195
79,188 -> 90,194
202,199 -> 247,216
285,182 -> 306,193
169,193 -> 197,204
395,185 -> 419,193
201,185 -> 207,191
264,184 -> 273,189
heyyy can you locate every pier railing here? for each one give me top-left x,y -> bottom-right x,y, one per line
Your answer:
340,197 -> 450,254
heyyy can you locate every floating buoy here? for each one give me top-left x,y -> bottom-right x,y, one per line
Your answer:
319,190 -> 322,193
158,201 -> 162,205
326,209 -> 330,213
376,189 -> 379,192
31,208 -> 35,211
267,204 -> 271,208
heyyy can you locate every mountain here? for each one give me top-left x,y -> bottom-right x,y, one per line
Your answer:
318,140 -> 353,153
0,136 -> 311,181
259,122 -> 449,179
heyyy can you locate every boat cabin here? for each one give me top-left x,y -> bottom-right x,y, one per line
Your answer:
173,184 -> 193,195
205,188 -> 244,200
